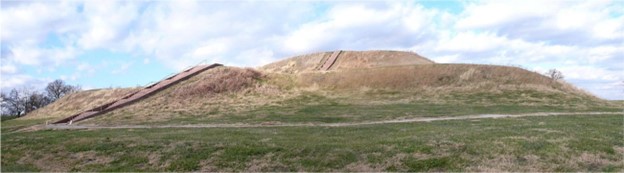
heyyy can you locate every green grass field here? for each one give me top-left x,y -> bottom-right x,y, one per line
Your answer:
2,78 -> 622,171
2,114 -> 622,172
85,91 -> 621,126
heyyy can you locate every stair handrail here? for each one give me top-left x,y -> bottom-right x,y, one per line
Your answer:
144,81 -> 158,88
146,60 -> 212,91
141,60 -> 207,89
196,59 -> 209,66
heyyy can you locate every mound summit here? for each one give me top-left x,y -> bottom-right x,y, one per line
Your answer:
24,50 -> 617,125
261,50 -> 434,73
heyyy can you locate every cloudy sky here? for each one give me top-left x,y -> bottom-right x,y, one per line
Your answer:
1,0 -> 623,99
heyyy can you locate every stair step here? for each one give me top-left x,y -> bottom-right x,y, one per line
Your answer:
320,50 -> 342,71
53,63 -> 223,124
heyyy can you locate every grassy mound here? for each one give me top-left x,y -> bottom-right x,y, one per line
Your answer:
85,66 -> 288,125
22,88 -> 140,121
0,88 -> 139,132
260,50 -> 434,73
17,50 -> 620,125
80,64 -> 619,126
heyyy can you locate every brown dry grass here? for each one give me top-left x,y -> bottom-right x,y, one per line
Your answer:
261,50 -> 604,107
331,50 -> 434,70
84,66 -> 293,125
466,151 -> 624,172
260,50 -> 434,73
79,63 -> 613,125
260,51 -> 330,73
173,67 -> 263,97
22,87 -> 140,120
296,64 -> 598,98
44,51 -> 611,125
300,64 -> 549,89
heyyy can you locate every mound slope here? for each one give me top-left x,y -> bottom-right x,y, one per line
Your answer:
22,50 -> 620,125
297,64 -> 587,92
85,66 -> 287,125
23,88 -> 139,120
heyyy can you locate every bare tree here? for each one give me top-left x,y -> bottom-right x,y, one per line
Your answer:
545,69 -> 564,82
24,91 -> 50,113
45,79 -> 80,101
1,89 -> 27,116
1,79 -> 80,116
1,88 -> 52,116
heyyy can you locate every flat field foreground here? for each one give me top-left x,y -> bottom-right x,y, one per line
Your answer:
2,114 -> 623,172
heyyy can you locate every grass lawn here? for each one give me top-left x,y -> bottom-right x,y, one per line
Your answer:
87,92 -> 622,125
1,118 -> 52,133
2,114 -> 623,172
153,102 -> 620,125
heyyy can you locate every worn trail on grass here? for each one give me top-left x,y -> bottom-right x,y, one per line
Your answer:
43,112 -> 623,130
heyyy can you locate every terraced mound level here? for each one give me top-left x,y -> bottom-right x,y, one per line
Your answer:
260,50 -> 434,73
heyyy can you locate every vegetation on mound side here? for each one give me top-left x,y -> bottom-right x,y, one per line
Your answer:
81,89 -> 621,126
15,64 -> 617,126
70,64 -> 616,125
172,67 -> 263,97
296,64 -> 587,95
2,114 -> 622,171
21,88 -> 139,120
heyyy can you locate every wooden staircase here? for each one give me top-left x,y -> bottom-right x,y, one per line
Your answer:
319,50 -> 342,71
54,63 -> 223,124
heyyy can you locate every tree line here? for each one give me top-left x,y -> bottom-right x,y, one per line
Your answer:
1,79 -> 80,117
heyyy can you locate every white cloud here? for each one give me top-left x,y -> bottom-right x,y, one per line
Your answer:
1,0 -> 623,100
8,44 -> 79,66
571,80 -> 624,101
584,45 -> 623,64
432,54 -> 461,63
77,1 -> 141,49
559,66 -> 622,81
435,32 -> 506,52
233,48 -> 276,67
0,74 -> 34,90
1,1 -> 82,44
77,62 -> 95,74
111,62 -> 133,75
457,0 -> 556,29
120,1 -> 316,70
282,1 -> 446,53
0,63 -> 17,74
456,0 -> 624,45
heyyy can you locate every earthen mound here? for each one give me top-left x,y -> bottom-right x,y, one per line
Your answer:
260,50 -> 434,73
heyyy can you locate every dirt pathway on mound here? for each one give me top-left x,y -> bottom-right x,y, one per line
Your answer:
41,112 -> 623,130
